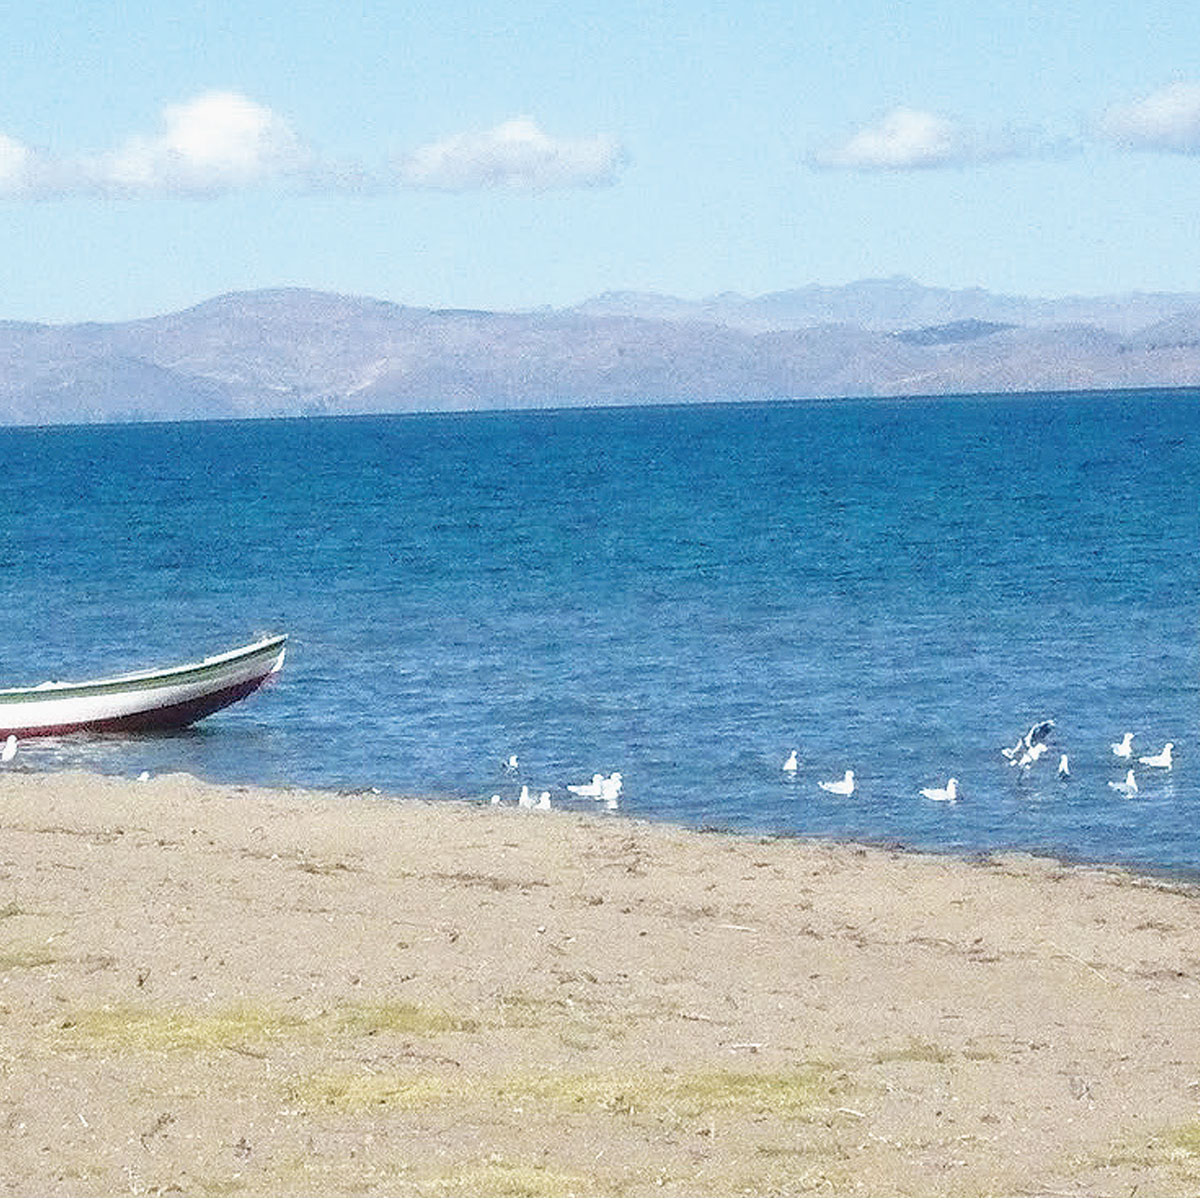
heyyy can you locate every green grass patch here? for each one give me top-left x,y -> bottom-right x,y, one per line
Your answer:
53,999 -> 478,1054
1075,1121 -> 1200,1180
327,1000 -> 479,1036
286,1064 -> 834,1120
56,1005 -> 309,1053
1171,1122 -> 1200,1156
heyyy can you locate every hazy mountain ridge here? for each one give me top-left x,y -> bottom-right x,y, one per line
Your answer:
3,280 -> 1200,425
572,277 -> 1200,336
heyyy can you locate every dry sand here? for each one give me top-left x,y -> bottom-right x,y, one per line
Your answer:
2,769 -> 1200,1195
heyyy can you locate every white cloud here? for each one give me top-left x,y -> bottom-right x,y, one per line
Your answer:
817,107 -> 963,170
1101,82 -> 1200,153
92,91 -> 309,192
398,116 -> 625,190
0,132 -> 33,193
813,106 -> 1060,171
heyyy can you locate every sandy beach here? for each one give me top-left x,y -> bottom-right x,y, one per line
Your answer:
2,770 -> 1200,1195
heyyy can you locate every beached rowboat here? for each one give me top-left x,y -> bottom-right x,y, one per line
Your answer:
0,635 -> 286,737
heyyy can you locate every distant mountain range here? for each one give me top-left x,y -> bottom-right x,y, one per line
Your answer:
4,277 -> 1200,425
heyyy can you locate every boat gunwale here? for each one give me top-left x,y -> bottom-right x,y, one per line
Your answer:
0,635 -> 288,706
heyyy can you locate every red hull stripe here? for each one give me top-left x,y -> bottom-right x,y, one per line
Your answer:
4,671 -> 275,738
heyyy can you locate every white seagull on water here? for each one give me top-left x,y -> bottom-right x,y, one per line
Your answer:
818,770 -> 855,796
567,773 -> 606,799
1139,742 -> 1174,769
1057,754 -> 1070,779
1108,769 -> 1138,797
782,750 -> 798,773
1111,732 -> 1135,759
920,778 -> 958,803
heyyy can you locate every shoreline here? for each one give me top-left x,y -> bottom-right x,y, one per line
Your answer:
4,768 -> 1200,1195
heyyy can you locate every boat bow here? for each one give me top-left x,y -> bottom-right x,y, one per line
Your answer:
0,635 -> 287,737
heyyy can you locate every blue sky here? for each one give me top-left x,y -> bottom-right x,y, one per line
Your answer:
4,0 -> 1200,322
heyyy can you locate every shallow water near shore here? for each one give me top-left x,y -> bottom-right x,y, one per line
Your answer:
2,389 -> 1199,870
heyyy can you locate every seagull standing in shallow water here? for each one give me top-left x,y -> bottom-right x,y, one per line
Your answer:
599,772 -> 622,806
783,750 -> 798,773
1139,742 -> 1174,769
1108,769 -> 1138,797
1057,754 -> 1070,779
1,736 -> 15,764
818,770 -> 855,796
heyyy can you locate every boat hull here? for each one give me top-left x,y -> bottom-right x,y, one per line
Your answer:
0,636 -> 286,737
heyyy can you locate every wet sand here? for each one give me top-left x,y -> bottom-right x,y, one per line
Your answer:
3,768 -> 1200,1195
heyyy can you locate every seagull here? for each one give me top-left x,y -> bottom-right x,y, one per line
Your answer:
783,750 -> 798,773
818,770 -> 855,796
599,772 -> 622,805
136,770 -> 151,783
490,794 -> 502,806
1,736 -> 16,763
1018,742 -> 1048,769
567,773 -> 606,799
920,778 -> 958,803
1139,742 -> 1174,769
1003,719 -> 1054,764
1108,769 -> 1138,797
534,791 -> 551,810
1057,754 -> 1070,779
1111,732 -> 1135,759
518,785 -> 534,808
504,754 -> 519,772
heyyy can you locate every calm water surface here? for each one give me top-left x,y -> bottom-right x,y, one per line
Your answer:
2,389 -> 1199,871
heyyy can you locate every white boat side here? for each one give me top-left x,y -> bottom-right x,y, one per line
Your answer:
0,635 -> 287,736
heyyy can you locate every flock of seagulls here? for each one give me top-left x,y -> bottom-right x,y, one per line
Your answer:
491,758 -> 623,812
566,771 -> 623,806
1105,733 -> 1174,796
786,720 -> 1180,806
0,736 -> 626,816
3,720 -> 1176,816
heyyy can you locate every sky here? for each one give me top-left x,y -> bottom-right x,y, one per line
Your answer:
4,0 -> 1200,323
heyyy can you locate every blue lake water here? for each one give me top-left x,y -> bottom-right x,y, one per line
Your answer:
2,389 -> 1199,871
